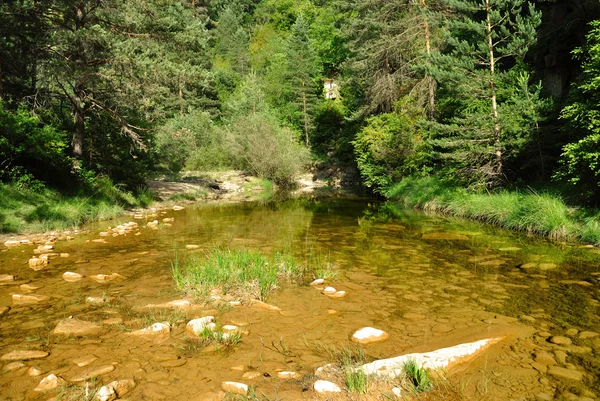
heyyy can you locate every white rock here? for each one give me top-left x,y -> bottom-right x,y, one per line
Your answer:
0,274 -> 14,282
173,205 -> 185,211
351,327 -> 389,344
310,279 -> 325,286
186,244 -> 200,250
34,374 -> 65,392
130,322 -> 171,336
314,380 -> 342,393
62,272 -> 83,282
328,290 -> 347,298
221,381 -> 248,395
359,337 -> 503,378
242,371 -> 261,380
186,316 -> 216,336
322,287 -> 337,295
3,240 -> 20,247
392,387 -> 402,397
277,371 -> 300,379
96,384 -> 117,401
28,366 -> 43,376
222,325 -> 240,333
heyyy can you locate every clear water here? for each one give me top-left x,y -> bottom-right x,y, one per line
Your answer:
1,198 -> 599,400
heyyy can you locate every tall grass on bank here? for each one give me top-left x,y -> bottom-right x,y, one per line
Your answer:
0,178 -> 154,234
386,176 -> 600,244
171,249 -> 304,303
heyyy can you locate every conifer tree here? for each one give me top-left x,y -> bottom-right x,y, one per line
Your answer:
428,0 -> 541,186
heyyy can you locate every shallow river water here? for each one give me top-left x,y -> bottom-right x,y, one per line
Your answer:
1,198 -> 600,400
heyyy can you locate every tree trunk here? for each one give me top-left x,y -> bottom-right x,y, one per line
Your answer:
72,80 -> 85,159
302,79 -> 309,147
71,3 -> 85,159
420,0 -> 435,120
485,0 -> 502,177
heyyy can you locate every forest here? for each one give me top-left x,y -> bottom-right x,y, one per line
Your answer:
2,0 -> 600,237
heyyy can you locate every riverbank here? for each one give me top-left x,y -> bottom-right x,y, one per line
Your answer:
0,170 -> 336,238
386,176 -> 600,245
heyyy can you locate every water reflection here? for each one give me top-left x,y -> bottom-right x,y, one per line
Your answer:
1,198 -> 599,399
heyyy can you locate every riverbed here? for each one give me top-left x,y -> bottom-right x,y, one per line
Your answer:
1,198 -> 599,400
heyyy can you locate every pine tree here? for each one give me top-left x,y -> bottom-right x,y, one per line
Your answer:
428,0 -> 542,186
285,15 -> 319,147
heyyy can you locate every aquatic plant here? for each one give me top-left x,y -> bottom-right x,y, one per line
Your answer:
171,248 -> 303,303
403,358 -> 433,393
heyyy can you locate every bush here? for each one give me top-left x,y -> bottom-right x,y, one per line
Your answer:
156,110 -> 229,172
353,108 -> 428,193
225,112 -> 310,186
0,102 -> 71,185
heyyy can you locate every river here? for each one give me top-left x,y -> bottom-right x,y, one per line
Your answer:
1,198 -> 599,400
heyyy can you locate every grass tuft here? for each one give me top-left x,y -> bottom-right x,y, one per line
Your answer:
171,248 -> 304,303
403,358 -> 433,393
386,176 -> 600,244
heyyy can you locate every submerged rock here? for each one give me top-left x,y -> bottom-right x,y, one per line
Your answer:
90,273 -> 125,283
242,371 -> 261,380
12,294 -> 49,305
3,361 -> 25,372
130,322 -> 171,336
221,381 -> 248,395
351,327 -> 389,344
310,278 -> 325,286
186,244 -> 200,250
422,232 -> 469,240
328,290 -> 347,299
550,336 -> 572,345
28,257 -> 48,270
62,272 -> 83,282
70,365 -> 115,382
3,240 -> 21,247
28,366 -> 43,376
143,299 -> 192,310
250,299 -> 281,311
34,374 -> 65,392
314,380 -> 342,393
0,274 -> 14,282
72,356 -> 97,367
52,318 -> 102,336
0,306 -> 10,317
1,350 -> 49,361
547,366 -> 583,381
322,287 -> 336,295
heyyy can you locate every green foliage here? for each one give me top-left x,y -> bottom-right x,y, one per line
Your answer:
555,21 -> 600,203
0,102 -> 71,185
156,110 -> 228,172
171,249 -> 304,303
385,176 -> 600,243
403,358 -> 433,393
428,0 -> 543,187
353,103 -> 431,193
0,177 -> 152,233
226,112 -> 310,186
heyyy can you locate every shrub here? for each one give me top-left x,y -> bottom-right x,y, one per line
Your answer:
225,112 -> 310,186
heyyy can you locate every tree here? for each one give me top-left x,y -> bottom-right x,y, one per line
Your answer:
428,0 -> 542,186
285,15 -> 319,146
343,0 -> 441,115
554,20 -> 600,202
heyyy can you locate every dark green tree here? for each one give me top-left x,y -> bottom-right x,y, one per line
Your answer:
428,0 -> 542,186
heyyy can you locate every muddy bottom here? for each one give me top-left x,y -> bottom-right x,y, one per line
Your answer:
1,199 -> 600,400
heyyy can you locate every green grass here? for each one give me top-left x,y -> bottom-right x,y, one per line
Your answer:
386,176 -> 600,244
403,358 -> 433,393
0,179 -> 154,234
171,249 -> 304,303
